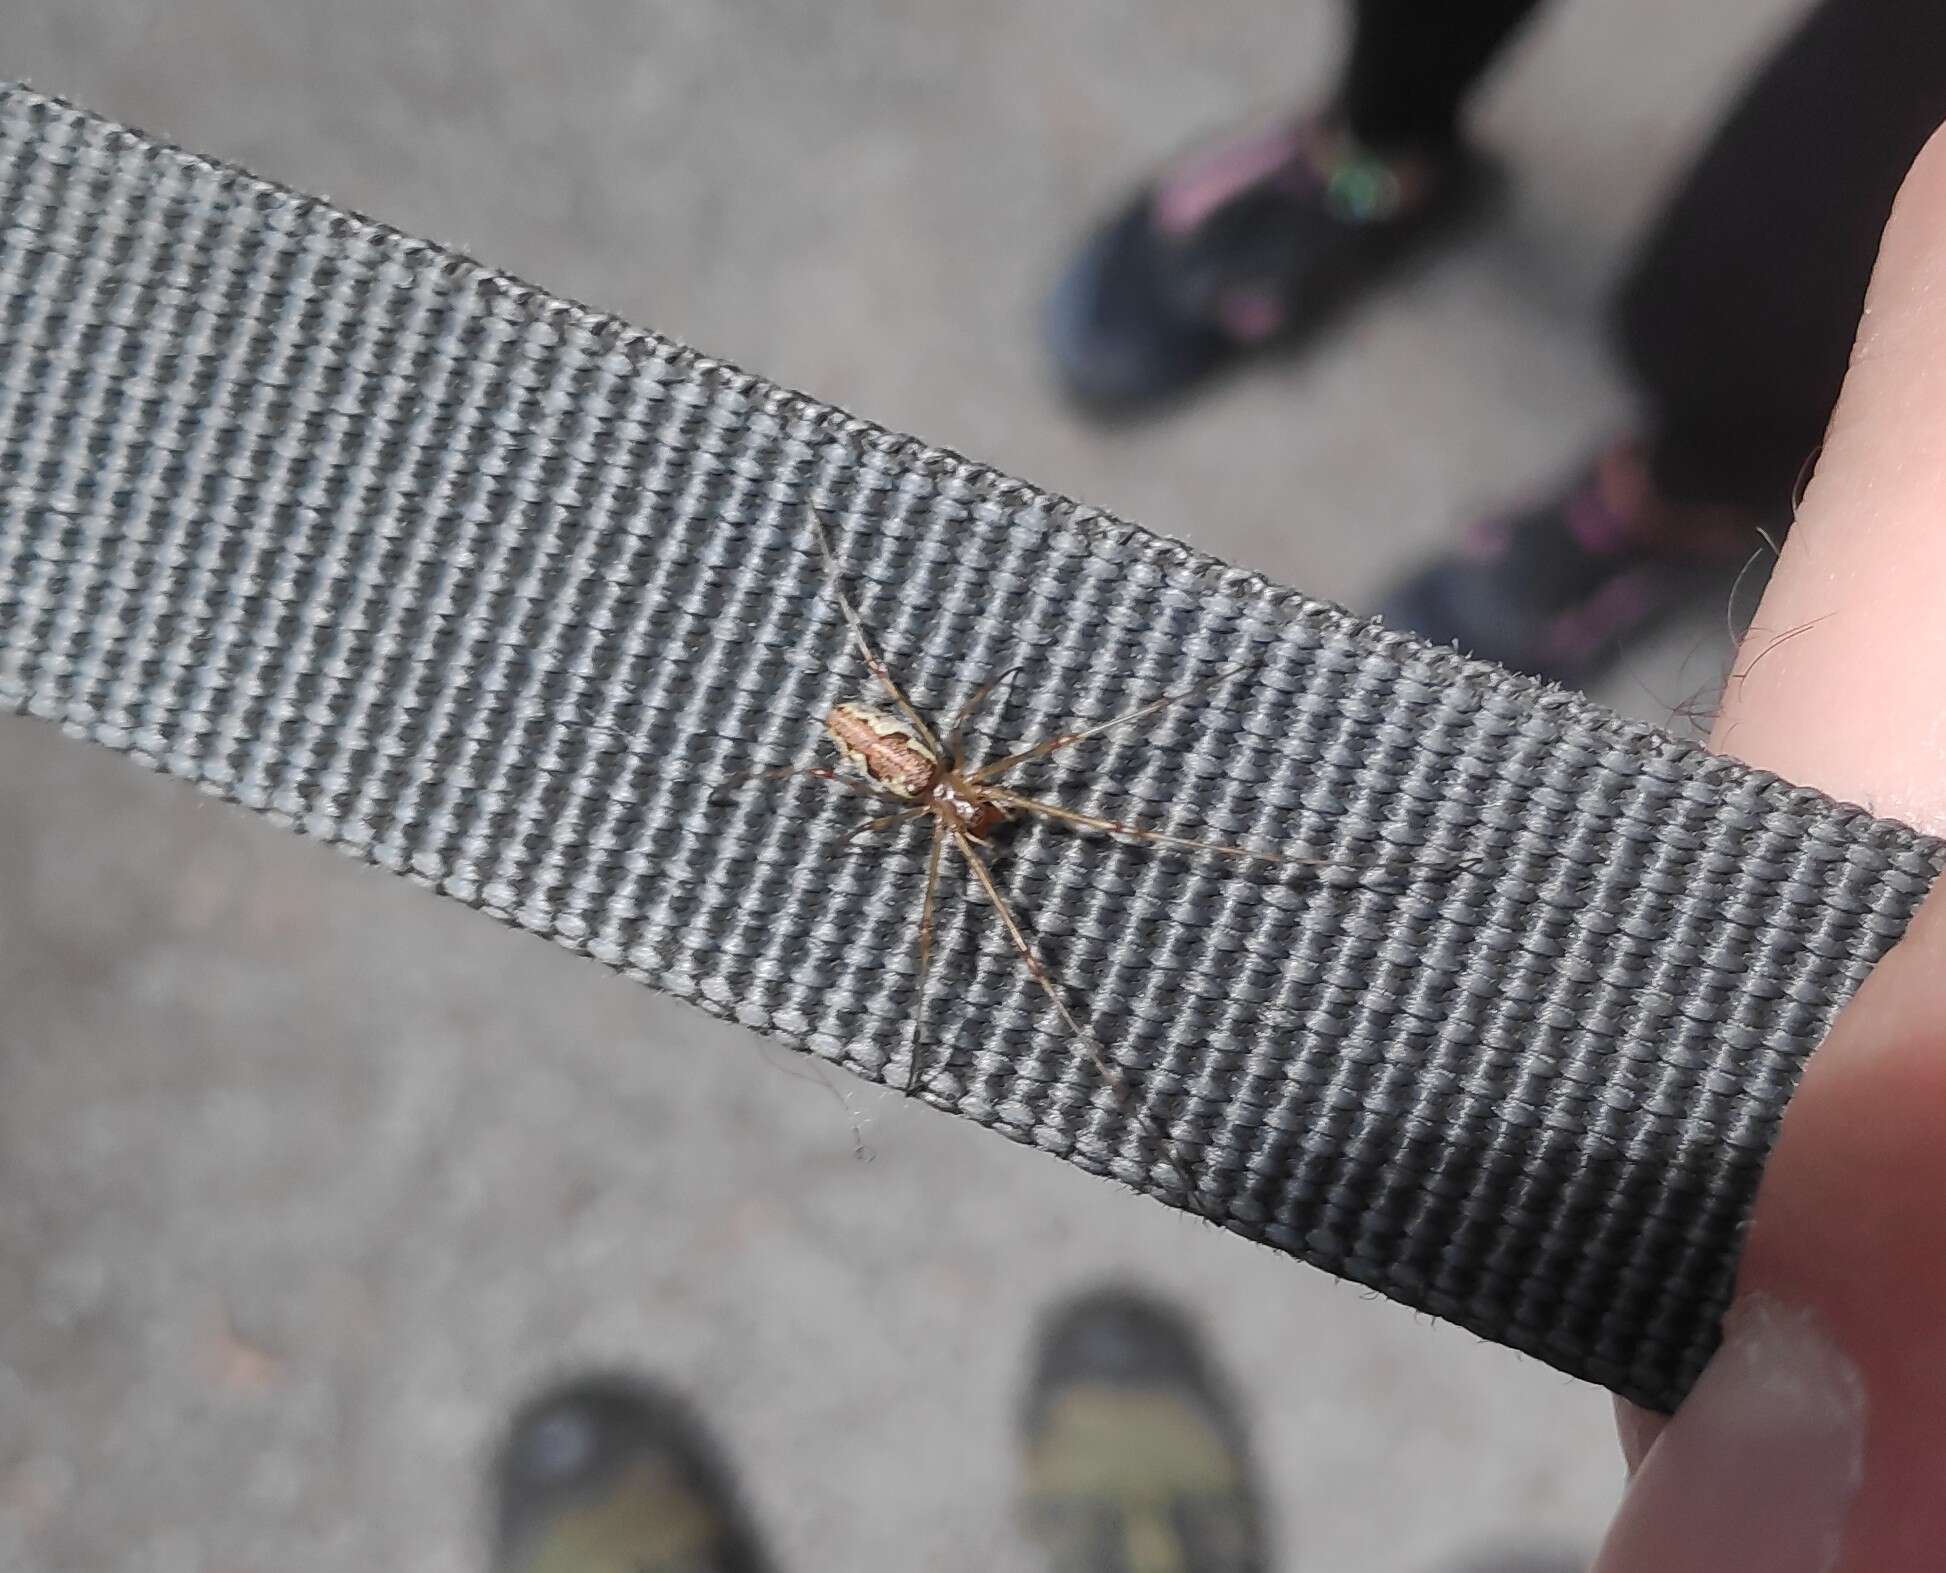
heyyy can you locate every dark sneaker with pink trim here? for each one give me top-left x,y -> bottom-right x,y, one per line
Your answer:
1045,114 -> 1488,410
1377,444 -> 1763,687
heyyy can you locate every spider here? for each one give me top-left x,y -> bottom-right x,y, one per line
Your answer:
745,512 -> 1328,1138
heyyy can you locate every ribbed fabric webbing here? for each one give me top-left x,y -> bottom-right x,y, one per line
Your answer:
2,83 -> 1939,1414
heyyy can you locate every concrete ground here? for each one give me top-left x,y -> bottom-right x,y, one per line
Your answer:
4,1 -> 1811,1569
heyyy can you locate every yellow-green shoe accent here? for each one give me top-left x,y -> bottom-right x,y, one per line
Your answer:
1021,1289 -> 1265,1573
491,1377 -> 771,1573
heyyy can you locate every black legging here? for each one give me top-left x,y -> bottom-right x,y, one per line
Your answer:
1341,0 -> 1946,516
1341,0 -> 1544,152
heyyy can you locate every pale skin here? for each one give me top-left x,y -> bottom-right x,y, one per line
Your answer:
1596,125 -> 1946,1571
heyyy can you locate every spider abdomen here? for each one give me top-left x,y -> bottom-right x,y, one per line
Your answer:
826,702 -> 940,799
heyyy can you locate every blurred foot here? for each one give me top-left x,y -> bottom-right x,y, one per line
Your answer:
1021,1287 -> 1266,1573
491,1376 -> 772,1573
1045,112 -> 1486,411
1377,442 -> 1764,687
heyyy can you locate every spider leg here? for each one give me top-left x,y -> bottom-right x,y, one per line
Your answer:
906,821 -> 948,1094
949,829 -> 1207,1213
968,663 -> 1251,784
948,666 -> 1022,772
840,806 -> 929,851
1002,790 -> 1489,889
727,763 -> 909,807
807,508 -> 947,757
986,790 -> 1329,869
950,828 -> 1096,1049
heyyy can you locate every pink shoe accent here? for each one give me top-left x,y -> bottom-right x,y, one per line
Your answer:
1564,482 -> 1637,556
1461,513 -> 1515,560
1152,120 -> 1310,236
1541,566 -> 1669,669
1212,288 -> 1289,343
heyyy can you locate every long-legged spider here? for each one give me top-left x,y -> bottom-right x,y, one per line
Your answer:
746,513 -> 1327,1160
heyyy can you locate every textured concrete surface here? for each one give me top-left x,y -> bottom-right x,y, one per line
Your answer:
4,1 -> 1811,1569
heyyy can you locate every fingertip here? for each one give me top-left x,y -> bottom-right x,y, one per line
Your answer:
1713,113 -> 1946,832
1613,114 -> 1946,1573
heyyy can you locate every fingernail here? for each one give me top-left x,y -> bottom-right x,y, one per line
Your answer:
1595,1295 -> 1865,1573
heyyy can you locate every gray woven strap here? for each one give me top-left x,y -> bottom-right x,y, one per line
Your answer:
3,82 -> 1938,1414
